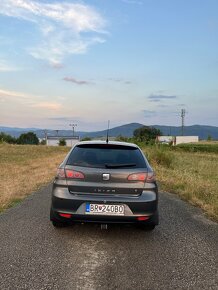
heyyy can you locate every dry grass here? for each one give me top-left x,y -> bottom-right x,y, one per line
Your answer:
143,146 -> 218,221
0,144 -> 69,212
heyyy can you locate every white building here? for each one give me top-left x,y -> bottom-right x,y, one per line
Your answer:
175,136 -> 199,145
46,136 -> 80,147
156,136 -> 174,144
157,136 -> 199,145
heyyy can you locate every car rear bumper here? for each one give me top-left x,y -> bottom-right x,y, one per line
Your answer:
51,210 -> 159,225
51,185 -> 158,225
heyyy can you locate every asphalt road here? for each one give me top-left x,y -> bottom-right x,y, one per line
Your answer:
0,185 -> 217,290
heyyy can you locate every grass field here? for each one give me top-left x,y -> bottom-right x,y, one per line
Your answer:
0,144 -> 69,212
0,143 -> 217,222
143,146 -> 218,221
174,141 -> 218,153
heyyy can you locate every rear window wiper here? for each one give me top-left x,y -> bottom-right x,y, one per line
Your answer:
105,163 -> 136,168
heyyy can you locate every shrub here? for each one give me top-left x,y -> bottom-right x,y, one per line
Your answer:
59,138 -> 66,146
17,132 -> 39,145
81,137 -> 92,141
40,139 -> 46,145
0,132 -> 17,144
115,135 -> 130,142
149,148 -> 174,168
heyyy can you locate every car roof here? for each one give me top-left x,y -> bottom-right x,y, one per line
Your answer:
75,140 -> 139,148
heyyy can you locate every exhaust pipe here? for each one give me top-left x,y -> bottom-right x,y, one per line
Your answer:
101,224 -> 108,230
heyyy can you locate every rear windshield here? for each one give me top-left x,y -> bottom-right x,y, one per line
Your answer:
67,144 -> 147,168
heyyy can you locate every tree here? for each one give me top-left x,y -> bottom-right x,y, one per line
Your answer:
133,126 -> 162,143
17,132 -> 39,145
207,135 -> 212,141
0,132 -> 17,144
59,138 -> 66,146
40,139 -> 46,145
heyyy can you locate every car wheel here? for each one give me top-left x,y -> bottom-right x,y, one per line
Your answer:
139,224 -> 156,231
145,224 -> 156,231
52,220 -> 67,228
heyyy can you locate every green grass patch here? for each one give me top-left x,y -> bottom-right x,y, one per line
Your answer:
143,145 -> 218,221
174,142 -> 218,153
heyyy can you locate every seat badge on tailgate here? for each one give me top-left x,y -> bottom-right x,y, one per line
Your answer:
102,173 -> 110,181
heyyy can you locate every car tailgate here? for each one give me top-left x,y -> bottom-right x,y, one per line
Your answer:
65,165 -> 147,195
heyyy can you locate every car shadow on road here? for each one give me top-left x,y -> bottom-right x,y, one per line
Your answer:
50,222 -> 159,241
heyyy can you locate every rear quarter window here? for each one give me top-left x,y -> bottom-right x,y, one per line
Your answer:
66,144 -> 147,168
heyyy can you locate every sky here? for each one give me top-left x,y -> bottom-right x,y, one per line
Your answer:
0,0 -> 218,131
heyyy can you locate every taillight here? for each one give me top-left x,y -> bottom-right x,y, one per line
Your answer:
146,172 -> 156,182
65,169 -> 85,179
57,168 -> 66,178
56,168 -> 85,179
127,172 -> 156,182
128,173 -> 147,181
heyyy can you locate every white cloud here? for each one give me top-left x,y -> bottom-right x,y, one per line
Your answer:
0,88 -> 29,98
31,102 -> 62,110
0,88 -> 62,111
0,0 -> 107,64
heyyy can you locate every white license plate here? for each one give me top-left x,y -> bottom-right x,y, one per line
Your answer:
86,203 -> 125,216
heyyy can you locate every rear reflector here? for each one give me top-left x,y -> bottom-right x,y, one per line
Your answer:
59,213 -> 72,218
128,173 -> 147,181
137,216 -> 150,221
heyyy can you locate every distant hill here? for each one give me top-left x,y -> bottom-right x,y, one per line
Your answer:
0,123 -> 144,139
1,123 -> 218,140
152,125 -> 218,140
80,123 -> 144,138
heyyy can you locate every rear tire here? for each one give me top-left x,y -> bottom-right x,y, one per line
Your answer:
139,224 -> 156,231
138,211 -> 158,231
52,220 -> 67,228
50,208 -> 68,228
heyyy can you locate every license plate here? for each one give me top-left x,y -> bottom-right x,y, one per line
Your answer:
86,203 -> 125,216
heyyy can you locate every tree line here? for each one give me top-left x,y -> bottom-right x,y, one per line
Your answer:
0,132 -> 40,145
116,126 -> 162,144
0,131 -> 68,146
1,126 -> 162,146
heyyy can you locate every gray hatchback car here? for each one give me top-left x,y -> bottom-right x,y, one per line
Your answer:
50,141 -> 159,230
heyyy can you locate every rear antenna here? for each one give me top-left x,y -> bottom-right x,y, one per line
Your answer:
106,120 -> 110,143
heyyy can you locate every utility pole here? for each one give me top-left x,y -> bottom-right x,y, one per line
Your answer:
44,129 -> 47,144
69,123 -> 77,137
181,109 -> 185,136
